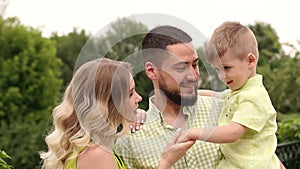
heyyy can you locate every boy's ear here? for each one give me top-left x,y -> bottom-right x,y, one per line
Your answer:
247,53 -> 257,65
145,62 -> 158,80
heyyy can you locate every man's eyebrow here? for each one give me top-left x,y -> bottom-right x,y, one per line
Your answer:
174,58 -> 199,65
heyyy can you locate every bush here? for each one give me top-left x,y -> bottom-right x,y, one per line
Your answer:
276,117 -> 300,143
0,150 -> 12,169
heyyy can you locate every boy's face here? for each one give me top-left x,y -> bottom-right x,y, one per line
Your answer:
212,52 -> 253,91
158,42 -> 199,105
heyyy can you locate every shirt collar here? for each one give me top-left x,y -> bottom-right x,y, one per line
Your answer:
147,96 -> 195,123
230,74 -> 263,95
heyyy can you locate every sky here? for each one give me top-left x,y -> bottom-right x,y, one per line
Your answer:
3,0 -> 300,52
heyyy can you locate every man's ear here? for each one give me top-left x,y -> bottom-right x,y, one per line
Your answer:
247,53 -> 257,66
145,62 -> 158,80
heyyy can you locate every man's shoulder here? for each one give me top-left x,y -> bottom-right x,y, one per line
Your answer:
118,113 -> 162,141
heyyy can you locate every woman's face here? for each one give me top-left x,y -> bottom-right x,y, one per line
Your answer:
128,79 -> 142,113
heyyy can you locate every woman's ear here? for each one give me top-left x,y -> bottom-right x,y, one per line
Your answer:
145,62 -> 157,80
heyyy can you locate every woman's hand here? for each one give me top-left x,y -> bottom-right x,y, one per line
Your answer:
131,109 -> 146,133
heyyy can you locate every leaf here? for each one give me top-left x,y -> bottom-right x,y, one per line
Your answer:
0,151 -> 10,159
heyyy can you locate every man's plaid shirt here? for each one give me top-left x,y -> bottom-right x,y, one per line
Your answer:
114,96 -> 224,169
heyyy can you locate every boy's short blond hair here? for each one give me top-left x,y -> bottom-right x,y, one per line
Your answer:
206,21 -> 259,63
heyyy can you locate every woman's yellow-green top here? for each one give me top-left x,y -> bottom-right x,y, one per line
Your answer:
65,146 -> 126,169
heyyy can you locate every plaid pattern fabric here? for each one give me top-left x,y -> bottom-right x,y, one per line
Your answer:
115,96 -> 224,169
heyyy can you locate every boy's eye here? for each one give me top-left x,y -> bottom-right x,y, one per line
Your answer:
224,66 -> 231,70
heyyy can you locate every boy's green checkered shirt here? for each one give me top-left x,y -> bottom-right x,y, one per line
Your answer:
114,96 -> 224,169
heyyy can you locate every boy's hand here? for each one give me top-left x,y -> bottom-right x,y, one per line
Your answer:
177,128 -> 202,143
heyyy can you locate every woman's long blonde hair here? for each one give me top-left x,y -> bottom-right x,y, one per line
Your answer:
40,58 -> 132,169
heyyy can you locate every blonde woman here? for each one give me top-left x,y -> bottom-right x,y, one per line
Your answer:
40,58 -> 194,169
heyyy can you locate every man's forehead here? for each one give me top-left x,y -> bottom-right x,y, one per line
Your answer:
161,53 -> 198,67
166,42 -> 195,53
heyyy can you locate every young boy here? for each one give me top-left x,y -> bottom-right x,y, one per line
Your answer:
180,21 -> 283,168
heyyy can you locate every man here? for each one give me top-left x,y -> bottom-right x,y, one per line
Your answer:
115,25 -> 222,169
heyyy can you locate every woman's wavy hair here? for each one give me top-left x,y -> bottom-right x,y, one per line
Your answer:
40,58 -> 132,169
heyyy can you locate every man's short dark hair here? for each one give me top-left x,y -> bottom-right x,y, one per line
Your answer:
141,25 -> 192,67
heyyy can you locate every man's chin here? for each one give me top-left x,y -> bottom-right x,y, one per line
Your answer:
181,92 -> 197,99
181,95 -> 197,106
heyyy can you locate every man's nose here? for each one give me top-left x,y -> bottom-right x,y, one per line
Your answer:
186,66 -> 198,81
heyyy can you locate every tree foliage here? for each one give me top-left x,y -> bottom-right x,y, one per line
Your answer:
50,29 -> 89,88
248,22 -> 281,66
249,22 -> 300,113
79,17 -> 151,109
277,118 -> 300,143
0,150 -> 12,169
0,17 -> 62,168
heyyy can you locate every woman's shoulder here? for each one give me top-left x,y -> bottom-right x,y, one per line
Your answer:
77,145 -> 118,169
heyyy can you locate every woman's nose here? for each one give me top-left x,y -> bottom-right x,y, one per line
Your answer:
136,93 -> 142,103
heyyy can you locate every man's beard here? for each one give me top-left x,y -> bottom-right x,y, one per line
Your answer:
158,78 -> 197,106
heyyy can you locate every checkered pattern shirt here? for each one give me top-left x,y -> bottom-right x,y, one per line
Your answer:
114,96 -> 224,169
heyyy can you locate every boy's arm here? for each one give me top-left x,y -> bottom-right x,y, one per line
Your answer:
280,161 -> 286,169
157,130 -> 195,169
198,89 -> 230,99
180,122 -> 247,143
198,89 -> 215,97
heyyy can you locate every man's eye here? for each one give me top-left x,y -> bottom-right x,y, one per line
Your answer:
192,64 -> 198,68
176,66 -> 186,71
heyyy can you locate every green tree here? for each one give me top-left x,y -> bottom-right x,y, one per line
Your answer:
248,22 -> 281,67
0,150 -> 12,169
0,17 -> 62,168
249,22 -> 300,113
50,29 -> 89,88
277,117 -> 300,143
78,17 -> 151,109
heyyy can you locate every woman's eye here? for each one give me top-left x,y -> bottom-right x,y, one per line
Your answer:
129,92 -> 133,97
